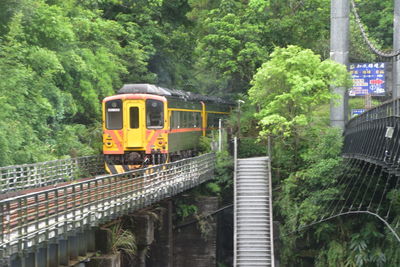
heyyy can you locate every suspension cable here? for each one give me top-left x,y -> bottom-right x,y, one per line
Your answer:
348,162 -> 373,211
351,0 -> 400,58
357,163 -> 379,210
339,160 -> 368,213
376,172 -> 394,214
321,158 -> 358,219
367,166 -> 385,210
297,210 -> 400,244
385,175 -> 400,220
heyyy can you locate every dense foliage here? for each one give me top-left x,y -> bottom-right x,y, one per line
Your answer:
0,0 -> 389,165
1,0 -> 398,264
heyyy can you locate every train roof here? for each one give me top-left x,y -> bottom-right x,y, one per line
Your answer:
117,83 -> 234,105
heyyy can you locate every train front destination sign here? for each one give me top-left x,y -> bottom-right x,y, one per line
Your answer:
349,63 -> 385,96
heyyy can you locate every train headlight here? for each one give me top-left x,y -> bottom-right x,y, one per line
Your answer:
105,141 -> 113,148
156,138 -> 165,147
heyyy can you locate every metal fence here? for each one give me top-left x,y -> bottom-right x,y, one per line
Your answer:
0,153 -> 215,261
0,155 -> 105,195
346,98 -> 400,129
344,98 -> 400,170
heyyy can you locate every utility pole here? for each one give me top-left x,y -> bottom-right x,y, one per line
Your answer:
330,0 -> 350,129
394,0 -> 400,99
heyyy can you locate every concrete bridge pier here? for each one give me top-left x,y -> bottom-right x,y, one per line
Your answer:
146,200 -> 174,267
8,228 -> 97,267
132,214 -> 155,267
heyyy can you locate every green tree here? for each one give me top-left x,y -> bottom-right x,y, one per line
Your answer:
249,45 -> 350,172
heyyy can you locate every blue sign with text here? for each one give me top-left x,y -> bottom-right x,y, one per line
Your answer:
349,63 -> 385,96
351,109 -> 366,117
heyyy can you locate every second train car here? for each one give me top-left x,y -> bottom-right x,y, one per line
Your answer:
102,83 -> 232,173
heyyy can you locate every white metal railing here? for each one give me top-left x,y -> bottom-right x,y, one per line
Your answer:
0,155 -> 104,195
233,137 -> 238,267
0,153 -> 215,260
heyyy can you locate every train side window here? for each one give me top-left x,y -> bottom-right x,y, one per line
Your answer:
185,112 -> 189,128
170,112 -> 174,129
185,112 -> 190,128
176,111 -> 180,128
198,113 -> 202,127
193,112 -> 197,127
146,100 -> 164,129
130,107 -> 139,129
180,112 -> 185,128
171,111 -> 179,129
106,100 -> 123,130
190,112 -> 195,128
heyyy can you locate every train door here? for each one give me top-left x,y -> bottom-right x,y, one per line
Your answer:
125,101 -> 145,148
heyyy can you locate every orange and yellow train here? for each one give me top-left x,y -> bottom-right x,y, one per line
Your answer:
102,84 -> 232,173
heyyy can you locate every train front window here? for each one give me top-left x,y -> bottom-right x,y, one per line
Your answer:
106,100 -> 122,130
130,107 -> 139,129
146,99 -> 164,129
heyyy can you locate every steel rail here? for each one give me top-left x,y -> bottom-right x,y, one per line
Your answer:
0,153 -> 215,261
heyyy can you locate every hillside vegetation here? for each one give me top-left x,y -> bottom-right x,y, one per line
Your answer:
1,0 -> 398,264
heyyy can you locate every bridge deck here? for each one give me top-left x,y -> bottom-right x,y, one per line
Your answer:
0,153 -> 215,265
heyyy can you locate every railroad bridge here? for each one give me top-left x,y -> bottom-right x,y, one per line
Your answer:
0,154 -> 217,267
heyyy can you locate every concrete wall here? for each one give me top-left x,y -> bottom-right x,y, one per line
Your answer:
172,196 -> 219,267
88,196 -> 220,267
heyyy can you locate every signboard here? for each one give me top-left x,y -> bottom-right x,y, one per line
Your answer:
351,109 -> 366,118
349,63 -> 385,96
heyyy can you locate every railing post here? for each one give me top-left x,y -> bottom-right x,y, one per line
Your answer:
233,137 -> 237,267
219,119 -> 222,152
267,156 -> 275,267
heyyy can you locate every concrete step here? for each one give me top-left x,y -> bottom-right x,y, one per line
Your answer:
237,220 -> 270,224
237,196 -> 269,199
237,245 -> 271,250
237,216 -> 271,220
237,235 -> 271,239
237,170 -> 268,174
237,193 -> 269,196
237,223 -> 270,228
236,205 -> 269,209
237,257 -> 271,262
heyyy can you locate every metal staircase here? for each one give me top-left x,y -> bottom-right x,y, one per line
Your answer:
234,156 -> 274,267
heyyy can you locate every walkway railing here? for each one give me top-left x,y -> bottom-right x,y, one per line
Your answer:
0,155 -> 104,194
0,153 -> 215,261
343,98 -> 400,171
